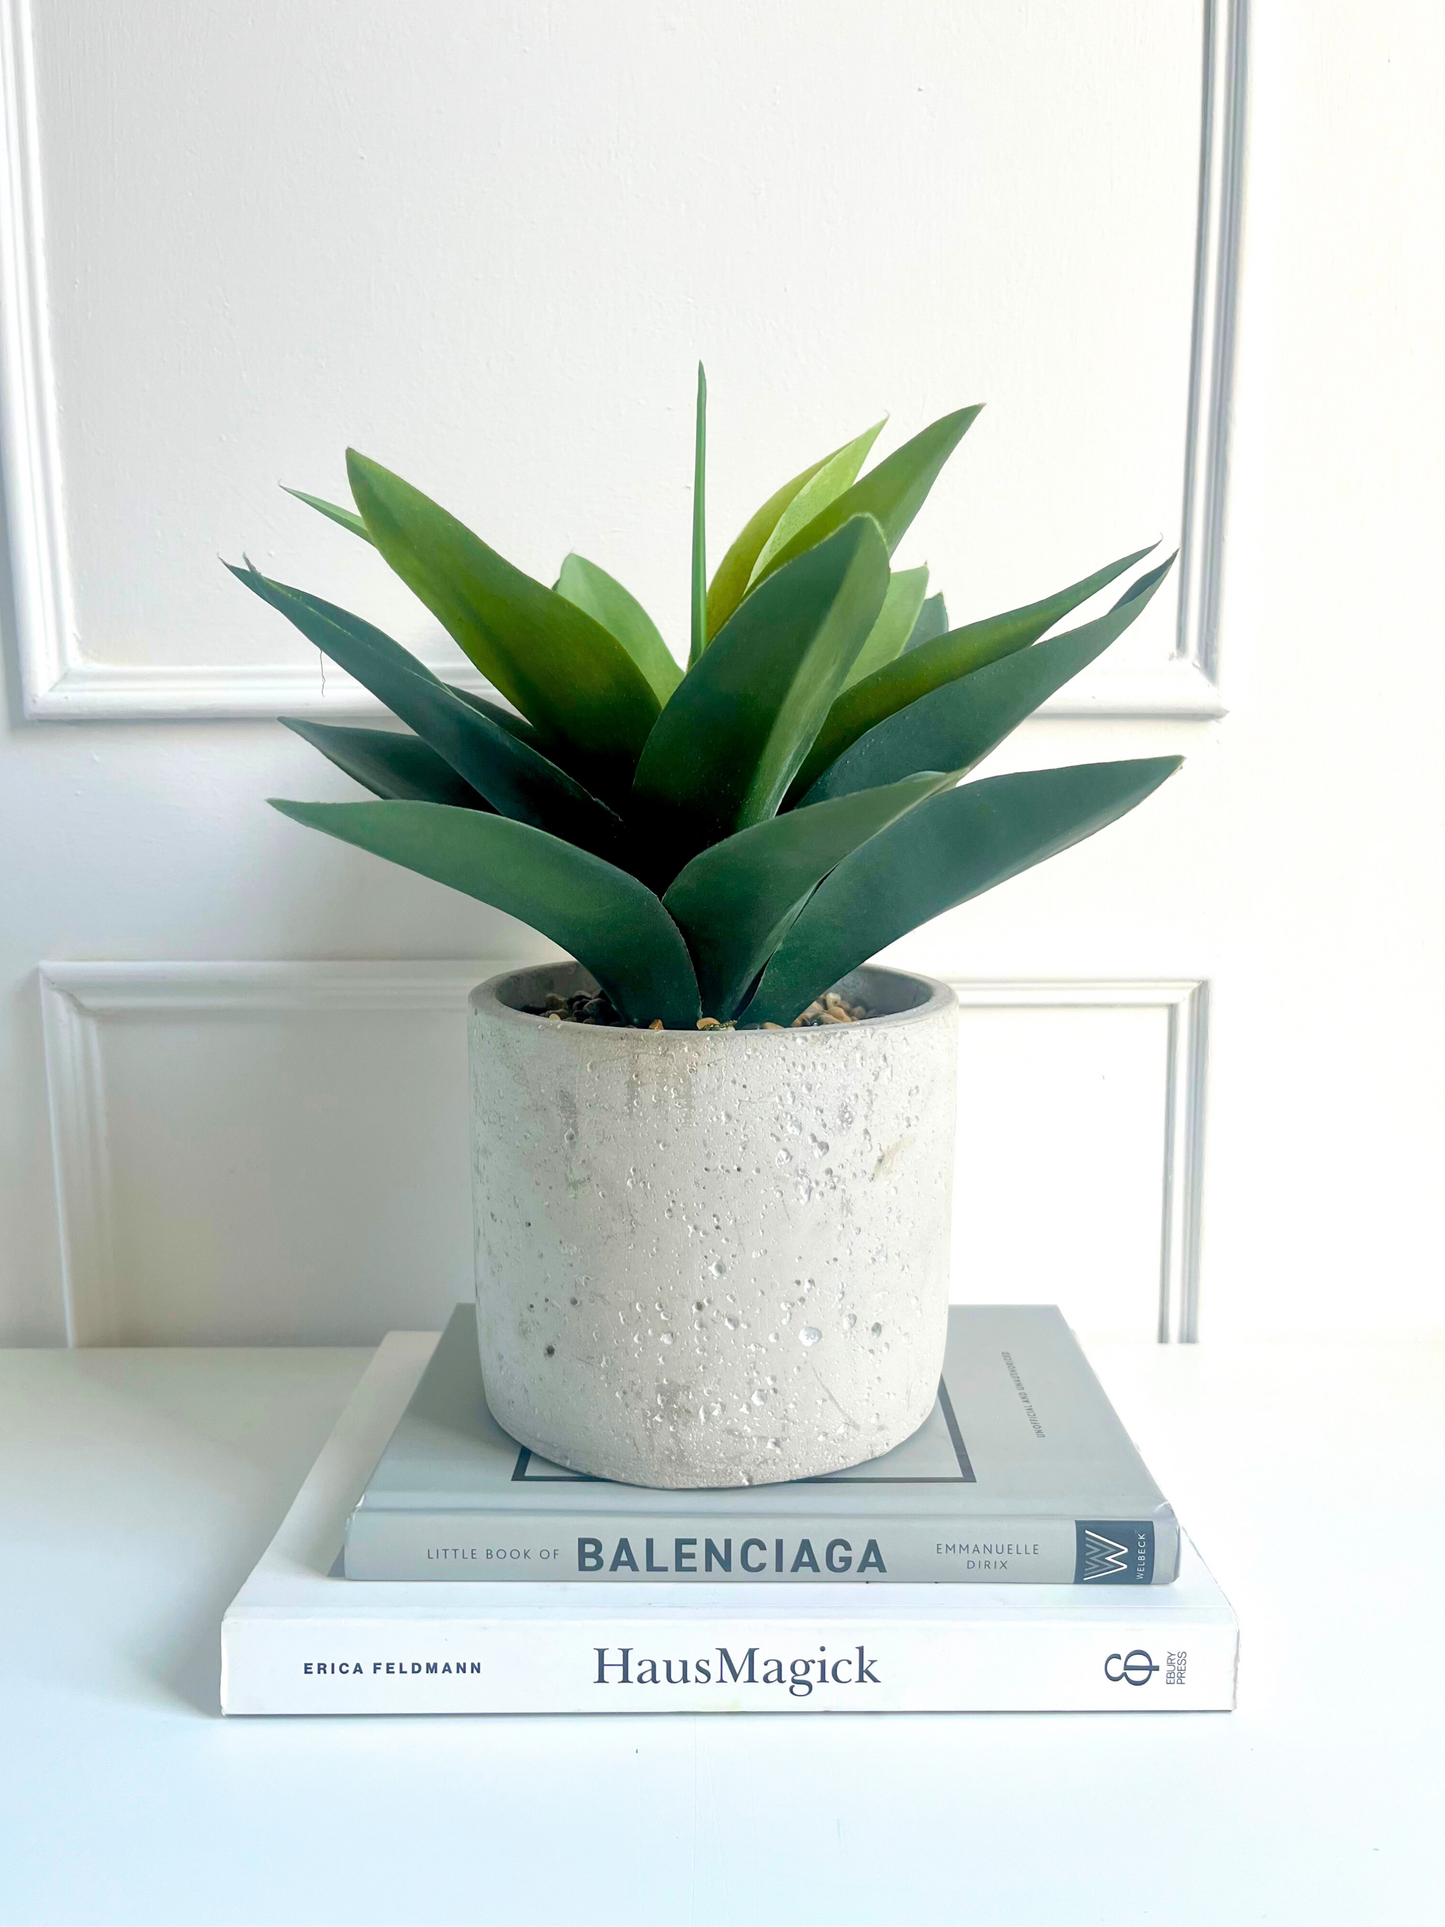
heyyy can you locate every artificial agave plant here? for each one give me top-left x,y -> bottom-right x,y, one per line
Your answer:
236,370 -> 1180,1028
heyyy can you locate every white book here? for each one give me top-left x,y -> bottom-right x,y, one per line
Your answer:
222,1332 -> 1239,1715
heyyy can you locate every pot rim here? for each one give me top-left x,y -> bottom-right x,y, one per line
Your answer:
469,959 -> 956,1038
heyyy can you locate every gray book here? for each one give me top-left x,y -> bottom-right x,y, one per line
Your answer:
345,1304 -> 1180,1584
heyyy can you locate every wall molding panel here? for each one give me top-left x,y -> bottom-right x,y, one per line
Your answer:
952,978 -> 1210,1345
39,962 -> 1209,1349
3,0 -> 1239,723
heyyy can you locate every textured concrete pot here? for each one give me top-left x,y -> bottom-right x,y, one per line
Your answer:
468,961 -> 957,1488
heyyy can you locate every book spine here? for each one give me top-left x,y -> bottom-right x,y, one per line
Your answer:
343,1511 -> 1179,1585
222,1604 -> 1235,1714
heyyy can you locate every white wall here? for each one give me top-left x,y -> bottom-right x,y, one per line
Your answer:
2,2 -> 1441,1347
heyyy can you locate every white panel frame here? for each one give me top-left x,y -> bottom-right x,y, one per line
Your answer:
2,0 -> 1241,722
39,963 -> 1209,1348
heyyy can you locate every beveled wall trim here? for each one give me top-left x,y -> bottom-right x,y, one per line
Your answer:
4,0 -> 1240,721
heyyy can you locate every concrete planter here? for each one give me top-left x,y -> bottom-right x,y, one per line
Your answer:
468,960 -> 957,1488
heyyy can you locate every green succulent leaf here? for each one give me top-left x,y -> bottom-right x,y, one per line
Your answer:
904,591 -> 949,652
789,542 -> 1158,800
230,563 -> 622,852
745,757 -> 1183,1026
746,420 -> 888,588
270,800 -> 700,1028
279,718 -> 491,809
282,486 -> 374,544
690,363 -> 708,669
841,566 -> 929,692
631,515 -> 891,880
802,555 -> 1177,804
346,451 -> 660,794
662,772 -> 949,1019
448,687 -> 547,751
556,553 -> 681,703
752,405 -> 982,589
705,419 -> 885,641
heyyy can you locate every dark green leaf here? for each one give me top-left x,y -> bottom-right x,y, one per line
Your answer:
663,773 -> 947,1018
346,451 -> 660,794
753,406 -> 982,587
282,486 -> 374,544
745,758 -> 1183,1026
270,800 -> 700,1028
802,556 -> 1176,804
903,591 -> 949,652
705,419 -> 884,640
631,515 -> 891,880
690,363 -> 708,668
448,687 -> 547,751
789,542 -> 1158,799
279,718 -> 491,809
556,553 -> 682,703
841,566 -> 929,691
230,563 -> 622,852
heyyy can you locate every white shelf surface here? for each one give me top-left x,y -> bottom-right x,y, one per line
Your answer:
1,1331 -> 1440,1926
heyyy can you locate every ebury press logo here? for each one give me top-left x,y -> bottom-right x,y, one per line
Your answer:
1074,1520 -> 1155,1584
1104,1648 -> 1160,1687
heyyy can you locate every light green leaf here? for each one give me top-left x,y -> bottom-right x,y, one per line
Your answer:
690,363 -> 708,668
346,451 -> 660,795
802,556 -> 1176,804
745,758 -> 1184,1026
841,566 -> 929,692
705,420 -> 885,642
746,419 -> 888,588
753,406 -> 982,588
282,487 -> 374,544
789,542 -> 1158,800
556,553 -> 682,703
663,773 -> 947,1019
279,718 -> 491,809
270,800 -> 700,1028
631,515 -> 891,881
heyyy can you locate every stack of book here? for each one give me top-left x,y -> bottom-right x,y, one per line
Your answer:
221,1305 -> 1237,1714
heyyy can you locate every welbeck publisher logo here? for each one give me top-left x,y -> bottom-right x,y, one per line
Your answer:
594,1645 -> 880,1696
1074,1520 -> 1155,1584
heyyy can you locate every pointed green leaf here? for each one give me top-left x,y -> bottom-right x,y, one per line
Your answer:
745,758 -> 1183,1026
841,566 -> 929,692
346,451 -> 660,794
753,406 -> 982,588
789,542 -> 1158,800
556,553 -> 682,703
689,363 -> 708,668
746,419 -> 888,587
631,515 -> 891,879
283,486 -> 374,544
705,418 -> 885,640
230,564 -> 622,852
802,556 -> 1176,804
663,773 -> 947,1019
449,687 -> 547,751
279,718 -> 492,809
904,591 -> 949,652
270,800 -> 700,1028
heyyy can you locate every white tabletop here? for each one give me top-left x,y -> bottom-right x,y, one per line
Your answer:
2,1334 -> 1440,1927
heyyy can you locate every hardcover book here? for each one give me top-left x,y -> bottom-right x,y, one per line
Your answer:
344,1304 -> 1180,1585
221,1331 -> 1237,1715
